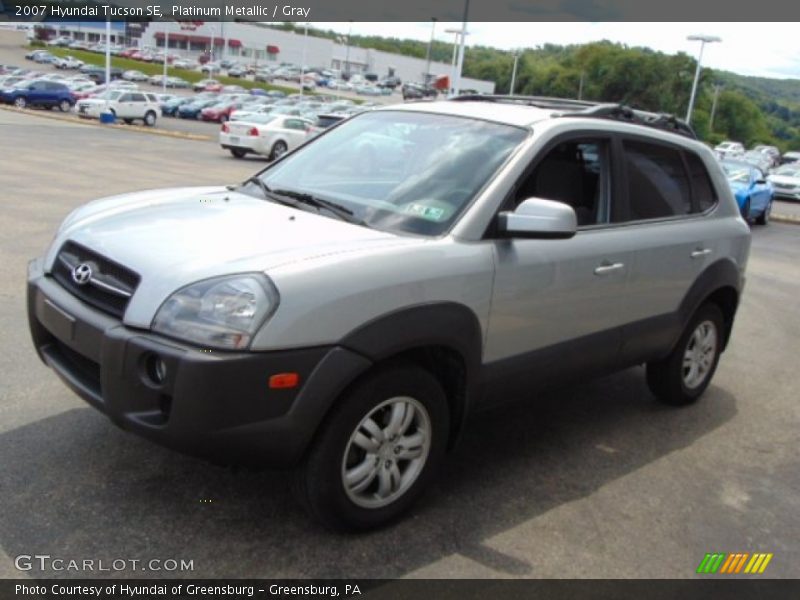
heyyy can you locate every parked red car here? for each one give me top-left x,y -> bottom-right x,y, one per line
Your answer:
200,101 -> 244,123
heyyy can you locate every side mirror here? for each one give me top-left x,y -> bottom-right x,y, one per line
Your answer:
498,197 -> 577,239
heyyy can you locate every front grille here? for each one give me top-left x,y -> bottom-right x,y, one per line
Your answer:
53,340 -> 102,396
52,241 -> 140,319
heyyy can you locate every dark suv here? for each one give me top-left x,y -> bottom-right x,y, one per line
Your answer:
0,80 -> 74,111
402,82 -> 438,100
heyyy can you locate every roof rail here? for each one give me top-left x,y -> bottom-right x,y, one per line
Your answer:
451,94 -> 598,111
448,94 -> 697,139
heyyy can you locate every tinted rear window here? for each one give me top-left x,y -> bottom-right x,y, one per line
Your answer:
623,141 -> 691,220
685,152 -> 718,212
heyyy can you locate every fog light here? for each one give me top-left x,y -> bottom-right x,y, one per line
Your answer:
145,354 -> 168,385
269,372 -> 299,389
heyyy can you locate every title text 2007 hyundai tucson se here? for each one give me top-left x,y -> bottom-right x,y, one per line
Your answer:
27,97 -> 751,530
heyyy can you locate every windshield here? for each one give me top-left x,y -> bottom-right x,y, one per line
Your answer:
722,163 -> 751,183
251,110 -> 527,236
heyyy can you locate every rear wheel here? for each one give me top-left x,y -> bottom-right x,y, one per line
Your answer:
646,303 -> 724,406
295,363 -> 449,531
270,140 -> 288,161
143,111 -> 156,127
14,97 -> 26,109
755,199 -> 772,225
230,148 -> 247,159
59,100 -> 71,113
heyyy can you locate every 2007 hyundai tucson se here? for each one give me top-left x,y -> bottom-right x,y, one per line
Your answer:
27,96 -> 751,530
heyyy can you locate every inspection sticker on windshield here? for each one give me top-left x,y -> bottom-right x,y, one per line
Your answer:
406,204 -> 447,222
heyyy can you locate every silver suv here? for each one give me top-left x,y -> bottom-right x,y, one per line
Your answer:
27,96 -> 751,530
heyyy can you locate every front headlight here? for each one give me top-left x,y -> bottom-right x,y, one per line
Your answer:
152,274 -> 279,350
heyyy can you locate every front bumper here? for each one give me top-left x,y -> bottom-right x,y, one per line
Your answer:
27,258 -> 372,467
773,188 -> 800,201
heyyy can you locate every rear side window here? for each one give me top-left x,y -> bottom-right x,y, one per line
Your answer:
685,152 -> 718,212
130,93 -> 146,102
623,141 -> 691,220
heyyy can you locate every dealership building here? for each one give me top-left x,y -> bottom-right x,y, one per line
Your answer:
44,21 -> 496,93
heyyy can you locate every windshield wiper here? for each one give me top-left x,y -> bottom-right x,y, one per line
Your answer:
269,188 -> 366,226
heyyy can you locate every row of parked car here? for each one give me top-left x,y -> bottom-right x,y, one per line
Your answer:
714,140 -> 800,204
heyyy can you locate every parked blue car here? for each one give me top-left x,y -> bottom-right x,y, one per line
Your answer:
0,80 -> 74,112
177,98 -> 219,119
721,160 -> 774,225
161,96 -> 193,117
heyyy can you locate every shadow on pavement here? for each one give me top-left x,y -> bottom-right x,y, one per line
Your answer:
0,367 -> 737,578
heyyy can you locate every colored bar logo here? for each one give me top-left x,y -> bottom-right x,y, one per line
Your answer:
697,552 -> 773,574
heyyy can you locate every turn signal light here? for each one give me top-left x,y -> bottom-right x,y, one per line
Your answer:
269,372 -> 299,389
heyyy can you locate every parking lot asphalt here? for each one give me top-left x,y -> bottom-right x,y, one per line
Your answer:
2,108 -> 799,580
0,30 -> 402,142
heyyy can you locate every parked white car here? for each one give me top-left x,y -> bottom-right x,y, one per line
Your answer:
76,90 -> 160,126
122,70 -> 149,82
768,164 -> 800,201
53,56 -> 84,70
714,141 -> 744,159
219,114 -> 314,159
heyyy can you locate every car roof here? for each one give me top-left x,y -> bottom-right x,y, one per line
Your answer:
379,100 -> 551,128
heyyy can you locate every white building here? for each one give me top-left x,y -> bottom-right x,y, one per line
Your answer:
138,22 -> 495,93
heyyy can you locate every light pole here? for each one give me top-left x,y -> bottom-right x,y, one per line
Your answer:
445,28 -> 469,96
424,18 -> 437,85
509,50 -> 520,96
344,21 -> 353,78
685,34 -> 721,125
162,23 -> 169,94
299,22 -> 308,97
453,0 -> 470,96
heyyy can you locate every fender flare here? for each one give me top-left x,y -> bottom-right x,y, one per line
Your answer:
676,258 -> 742,349
340,302 -> 484,446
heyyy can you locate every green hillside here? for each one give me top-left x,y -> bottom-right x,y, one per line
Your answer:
278,24 -> 800,151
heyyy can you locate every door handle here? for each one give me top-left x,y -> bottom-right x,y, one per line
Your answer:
594,262 -> 625,275
691,248 -> 712,259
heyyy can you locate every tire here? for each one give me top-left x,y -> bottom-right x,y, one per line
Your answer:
230,148 -> 247,158
646,303 -> 725,406
123,118 -> 133,125
755,199 -> 772,225
295,363 -> 449,532
143,111 -> 156,127
59,100 -> 71,113
269,140 -> 288,161
14,97 -> 26,109
741,198 -> 751,221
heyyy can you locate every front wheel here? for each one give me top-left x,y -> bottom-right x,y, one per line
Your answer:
59,100 -> 71,113
741,197 -> 751,221
14,97 -> 26,109
143,111 -> 156,127
295,363 -> 449,531
755,199 -> 772,225
646,303 -> 724,406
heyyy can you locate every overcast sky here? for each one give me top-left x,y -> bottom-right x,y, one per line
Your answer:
307,22 -> 799,80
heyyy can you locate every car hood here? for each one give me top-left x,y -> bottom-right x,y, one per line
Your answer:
46,186 -> 417,327
769,175 -> 800,185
